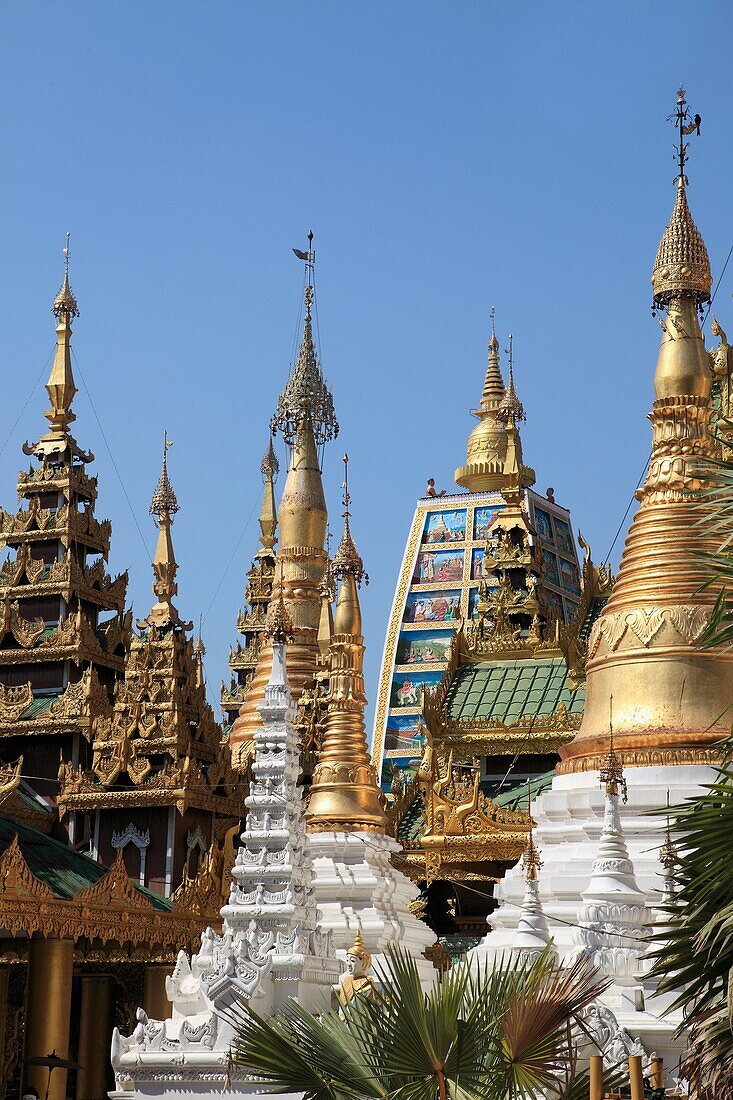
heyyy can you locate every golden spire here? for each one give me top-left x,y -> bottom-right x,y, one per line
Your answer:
307,458 -> 386,833
560,90 -> 733,775
231,238 -> 335,761
139,433 -> 191,632
257,437 -> 279,557
331,454 -> 368,591
45,233 -> 79,441
497,335 -> 525,425
454,310 -> 511,491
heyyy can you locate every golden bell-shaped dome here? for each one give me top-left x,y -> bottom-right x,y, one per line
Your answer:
560,176 -> 732,775
455,328 -> 509,491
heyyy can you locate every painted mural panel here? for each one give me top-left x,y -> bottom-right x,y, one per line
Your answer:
553,515 -> 574,555
396,629 -> 454,666
403,591 -> 462,623
473,505 -> 502,541
533,505 -> 553,543
422,509 -> 467,544
389,671 -> 443,709
413,549 -> 464,584
384,714 -> 422,754
471,547 -> 500,582
559,556 -> 580,595
541,548 -> 560,585
544,588 -> 564,620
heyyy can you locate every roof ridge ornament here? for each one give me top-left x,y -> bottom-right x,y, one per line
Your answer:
271,233 -> 339,446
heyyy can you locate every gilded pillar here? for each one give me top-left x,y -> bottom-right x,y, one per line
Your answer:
76,975 -> 113,1100
23,938 -> 74,1100
143,964 -> 172,1020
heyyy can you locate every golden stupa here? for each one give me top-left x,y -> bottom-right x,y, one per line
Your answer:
560,92 -> 733,773
230,264 -> 337,764
306,457 -> 386,832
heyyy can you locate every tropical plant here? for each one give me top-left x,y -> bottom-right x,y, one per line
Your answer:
231,945 -> 610,1100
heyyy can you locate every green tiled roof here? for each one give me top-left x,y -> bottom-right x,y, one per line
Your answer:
445,658 -> 584,725
493,768 -> 555,809
0,814 -> 170,910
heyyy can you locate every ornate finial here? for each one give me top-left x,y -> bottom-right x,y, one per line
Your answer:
260,437 -> 280,482
599,695 -> 628,802
272,234 -> 338,446
497,335 -> 525,424
659,790 -> 677,870
52,232 -> 79,318
331,453 -> 368,586
265,561 -> 295,644
669,85 -> 701,186
149,432 -> 179,518
522,781 -> 542,881
652,89 -> 710,310
488,306 -> 498,351
194,615 -> 206,657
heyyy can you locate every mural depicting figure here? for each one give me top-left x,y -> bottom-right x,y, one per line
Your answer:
553,516 -> 574,555
403,592 -> 461,623
533,506 -> 553,543
473,506 -> 502,540
422,509 -> 467,544
389,671 -> 442,709
413,550 -> 464,584
542,548 -> 560,585
396,630 -> 453,665
559,557 -> 580,595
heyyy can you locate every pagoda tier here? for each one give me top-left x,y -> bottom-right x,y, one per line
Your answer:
0,262 -> 129,842
220,441 -> 278,726
58,443 -> 247,897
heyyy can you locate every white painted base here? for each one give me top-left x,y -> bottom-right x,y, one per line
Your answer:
307,830 -> 437,985
471,764 -> 714,1077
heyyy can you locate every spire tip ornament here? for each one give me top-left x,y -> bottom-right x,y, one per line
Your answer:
652,88 -> 711,310
331,454 -> 368,586
273,234 -> 339,446
52,232 -> 79,318
149,433 -> 179,518
497,334 -> 525,425
599,696 -> 628,802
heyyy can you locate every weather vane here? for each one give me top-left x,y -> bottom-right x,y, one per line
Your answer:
667,86 -> 701,185
63,231 -> 71,276
341,452 -> 351,525
292,230 -> 316,287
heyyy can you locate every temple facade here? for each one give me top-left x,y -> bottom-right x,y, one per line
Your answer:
373,324 -> 599,935
0,259 -> 242,1100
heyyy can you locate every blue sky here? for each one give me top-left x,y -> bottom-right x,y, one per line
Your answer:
1,3 -> 732,729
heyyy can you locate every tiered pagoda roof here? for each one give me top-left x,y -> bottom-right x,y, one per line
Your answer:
220,440 -> 278,726
0,253 -> 129,824
58,442 -> 246,820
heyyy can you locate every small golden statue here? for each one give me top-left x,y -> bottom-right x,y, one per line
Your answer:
336,930 -> 377,1007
